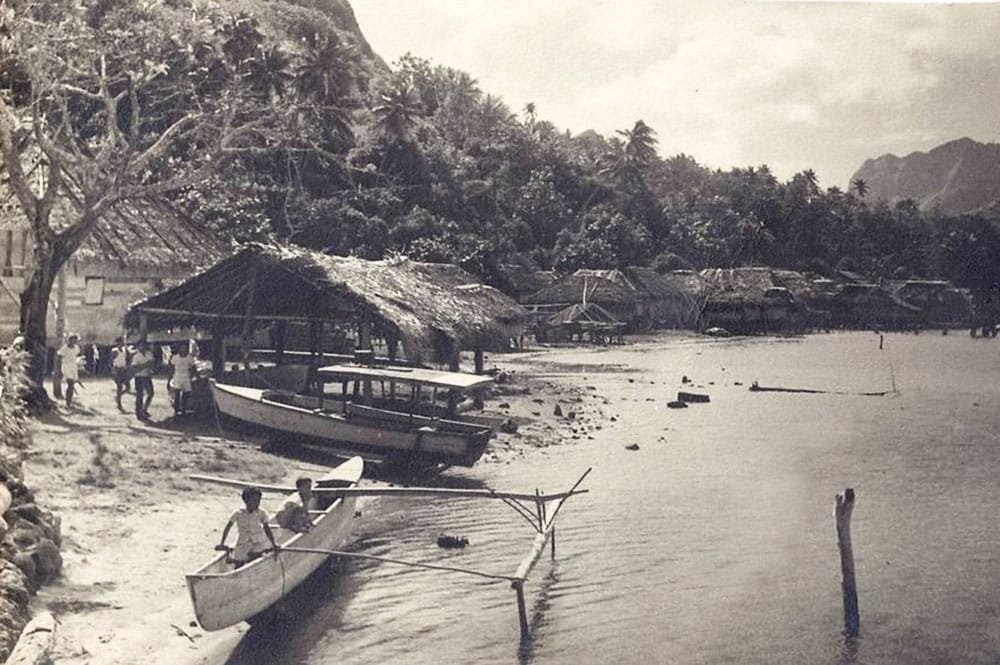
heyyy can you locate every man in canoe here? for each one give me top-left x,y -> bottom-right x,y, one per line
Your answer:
217,487 -> 280,567
276,477 -> 315,533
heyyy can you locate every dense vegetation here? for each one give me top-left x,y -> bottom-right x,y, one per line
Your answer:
165,1 -> 1000,295
3,0 -> 999,391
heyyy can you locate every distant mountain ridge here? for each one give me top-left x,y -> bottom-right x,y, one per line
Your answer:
850,137 -> 1000,214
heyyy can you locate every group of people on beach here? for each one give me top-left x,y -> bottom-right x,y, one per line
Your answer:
55,334 -> 197,421
217,477 -> 317,566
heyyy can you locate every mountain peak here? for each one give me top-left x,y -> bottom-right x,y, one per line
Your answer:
850,137 -> 1000,214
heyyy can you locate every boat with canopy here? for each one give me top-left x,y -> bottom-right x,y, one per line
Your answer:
209,363 -> 499,467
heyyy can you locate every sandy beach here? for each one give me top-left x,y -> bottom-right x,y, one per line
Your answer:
22,345 -> 613,664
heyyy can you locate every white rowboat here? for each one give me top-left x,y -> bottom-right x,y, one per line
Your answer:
185,456 -> 364,631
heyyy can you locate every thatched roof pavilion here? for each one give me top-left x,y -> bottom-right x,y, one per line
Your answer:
126,244 -> 525,364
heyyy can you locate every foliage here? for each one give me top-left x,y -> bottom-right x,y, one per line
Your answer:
0,344 -> 31,447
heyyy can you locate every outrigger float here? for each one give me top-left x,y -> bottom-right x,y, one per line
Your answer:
187,458 -> 591,642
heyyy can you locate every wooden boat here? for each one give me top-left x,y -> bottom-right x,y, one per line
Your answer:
209,364 -> 495,467
185,456 -> 364,631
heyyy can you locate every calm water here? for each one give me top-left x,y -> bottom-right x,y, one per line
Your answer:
228,332 -> 1000,665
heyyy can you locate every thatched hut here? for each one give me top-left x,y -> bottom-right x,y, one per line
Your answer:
523,270 -> 642,330
536,302 -> 625,343
828,283 -> 922,329
125,244 -> 525,373
889,280 -> 972,326
523,267 -> 697,332
619,267 -> 700,329
699,267 -> 804,334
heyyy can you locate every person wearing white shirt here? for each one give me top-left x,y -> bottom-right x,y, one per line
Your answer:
57,334 -> 82,408
169,344 -> 195,415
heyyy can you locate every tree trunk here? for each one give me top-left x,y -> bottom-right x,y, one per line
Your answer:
18,232 -> 63,407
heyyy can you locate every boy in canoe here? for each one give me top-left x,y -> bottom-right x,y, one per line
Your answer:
276,477 -> 315,533
217,487 -> 280,567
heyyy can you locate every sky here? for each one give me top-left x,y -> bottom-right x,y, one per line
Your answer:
349,0 -> 1000,188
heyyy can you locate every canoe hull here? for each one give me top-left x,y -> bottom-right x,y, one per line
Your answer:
210,381 -> 490,467
186,457 -> 363,631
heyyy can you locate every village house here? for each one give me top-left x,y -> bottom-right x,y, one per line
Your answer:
523,267 -> 696,333
888,280 -> 973,326
0,220 -> 204,371
827,283 -> 922,329
126,243 -> 527,378
699,267 -> 807,334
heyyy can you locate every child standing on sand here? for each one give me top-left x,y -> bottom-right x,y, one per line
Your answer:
217,487 -> 279,567
57,334 -> 82,408
168,343 -> 195,415
111,337 -> 131,410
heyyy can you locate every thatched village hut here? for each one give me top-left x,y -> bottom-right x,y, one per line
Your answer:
126,244 -> 526,375
618,267 -> 701,329
535,302 -> 626,343
888,280 -> 973,326
827,283 -> 922,329
699,268 -> 805,334
523,270 -> 641,330
523,267 -> 695,332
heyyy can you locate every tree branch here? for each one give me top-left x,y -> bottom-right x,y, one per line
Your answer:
128,112 -> 199,174
0,97 -> 39,222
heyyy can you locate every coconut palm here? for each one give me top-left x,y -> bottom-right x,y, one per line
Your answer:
618,119 -> 658,166
295,33 -> 353,104
371,79 -> 421,144
852,177 -> 868,199
245,44 -> 293,101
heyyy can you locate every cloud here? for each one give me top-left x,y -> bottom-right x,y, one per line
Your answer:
351,0 -> 1000,186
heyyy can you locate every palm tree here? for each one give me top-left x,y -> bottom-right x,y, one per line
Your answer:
852,178 -> 868,199
246,45 -> 292,102
371,80 -> 421,144
618,119 -> 658,166
295,33 -> 353,104
599,120 -> 658,188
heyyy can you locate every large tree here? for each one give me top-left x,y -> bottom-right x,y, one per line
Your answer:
0,0 -> 283,398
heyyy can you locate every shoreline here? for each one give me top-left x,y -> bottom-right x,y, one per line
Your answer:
21,341 -> 617,664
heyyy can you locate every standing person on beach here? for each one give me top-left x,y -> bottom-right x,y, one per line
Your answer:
168,343 -> 195,416
131,340 -> 155,421
217,487 -> 279,567
111,337 -> 131,410
57,334 -> 82,408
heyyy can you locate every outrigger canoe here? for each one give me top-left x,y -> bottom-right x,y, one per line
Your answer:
186,456 -> 364,631
210,364 -> 497,467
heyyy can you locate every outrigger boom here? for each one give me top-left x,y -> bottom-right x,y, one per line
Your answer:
189,474 -> 588,503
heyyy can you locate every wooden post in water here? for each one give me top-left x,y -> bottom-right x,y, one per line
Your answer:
512,580 -> 530,642
835,488 -> 860,638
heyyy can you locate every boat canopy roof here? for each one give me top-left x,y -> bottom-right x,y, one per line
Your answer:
317,364 -> 494,391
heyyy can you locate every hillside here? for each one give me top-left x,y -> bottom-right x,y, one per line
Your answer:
850,137 -> 1000,214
